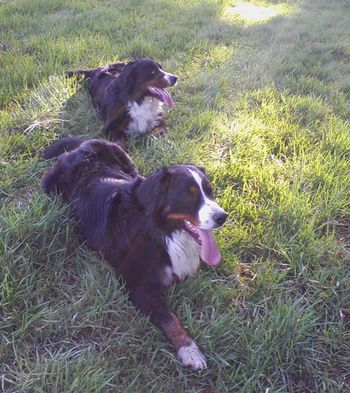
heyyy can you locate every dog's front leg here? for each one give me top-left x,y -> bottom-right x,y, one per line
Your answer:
129,286 -> 207,370
160,312 -> 208,370
103,109 -> 130,144
103,119 -> 127,144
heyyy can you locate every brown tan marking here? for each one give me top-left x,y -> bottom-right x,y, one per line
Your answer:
160,313 -> 193,351
167,213 -> 199,224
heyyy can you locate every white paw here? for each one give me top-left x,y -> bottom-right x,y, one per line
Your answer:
177,341 -> 207,370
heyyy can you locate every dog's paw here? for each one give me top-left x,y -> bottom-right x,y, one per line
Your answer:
177,341 -> 207,370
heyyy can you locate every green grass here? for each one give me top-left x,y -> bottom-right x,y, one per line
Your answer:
1,0 -> 350,391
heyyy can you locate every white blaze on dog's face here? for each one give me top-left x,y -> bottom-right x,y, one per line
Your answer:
188,169 -> 227,230
160,70 -> 178,86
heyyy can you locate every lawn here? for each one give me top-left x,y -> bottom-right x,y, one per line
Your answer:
1,0 -> 350,391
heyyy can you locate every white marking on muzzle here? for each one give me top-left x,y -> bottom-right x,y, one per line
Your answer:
189,169 -> 226,230
160,71 -> 176,85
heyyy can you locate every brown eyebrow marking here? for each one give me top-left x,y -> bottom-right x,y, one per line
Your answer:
190,185 -> 199,195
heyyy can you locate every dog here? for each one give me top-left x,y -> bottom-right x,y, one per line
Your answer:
42,137 -> 227,370
67,59 -> 177,142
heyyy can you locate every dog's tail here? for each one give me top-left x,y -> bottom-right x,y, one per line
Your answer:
43,136 -> 84,160
65,68 -> 96,79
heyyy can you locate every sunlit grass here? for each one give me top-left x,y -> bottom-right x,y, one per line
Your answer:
224,1 -> 295,25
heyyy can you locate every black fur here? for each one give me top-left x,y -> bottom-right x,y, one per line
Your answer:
43,136 -> 84,160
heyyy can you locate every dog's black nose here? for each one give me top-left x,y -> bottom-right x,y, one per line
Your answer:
170,75 -> 178,85
213,211 -> 228,227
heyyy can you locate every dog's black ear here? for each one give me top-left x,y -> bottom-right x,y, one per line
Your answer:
197,166 -> 207,175
135,168 -> 172,217
122,61 -> 137,78
158,166 -> 172,184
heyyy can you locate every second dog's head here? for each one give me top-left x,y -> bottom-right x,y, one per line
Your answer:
123,59 -> 177,107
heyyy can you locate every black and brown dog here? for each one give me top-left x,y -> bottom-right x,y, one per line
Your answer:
42,137 -> 227,370
67,59 -> 177,142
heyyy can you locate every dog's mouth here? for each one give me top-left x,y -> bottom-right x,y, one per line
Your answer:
182,219 -> 221,266
148,86 -> 175,108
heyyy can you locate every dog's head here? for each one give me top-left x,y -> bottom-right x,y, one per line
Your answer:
124,59 -> 177,107
136,165 -> 228,265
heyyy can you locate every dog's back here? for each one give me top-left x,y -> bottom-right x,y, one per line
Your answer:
66,63 -> 128,129
42,138 -> 139,197
66,62 -> 126,79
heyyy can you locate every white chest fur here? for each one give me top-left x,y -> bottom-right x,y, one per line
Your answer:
127,97 -> 163,134
163,230 -> 201,286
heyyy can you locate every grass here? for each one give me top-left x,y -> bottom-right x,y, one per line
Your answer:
1,0 -> 350,391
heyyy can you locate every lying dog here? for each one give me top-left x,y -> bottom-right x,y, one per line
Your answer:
42,137 -> 227,370
67,59 -> 177,141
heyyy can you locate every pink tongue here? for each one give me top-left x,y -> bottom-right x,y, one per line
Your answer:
198,228 -> 221,266
150,87 -> 174,108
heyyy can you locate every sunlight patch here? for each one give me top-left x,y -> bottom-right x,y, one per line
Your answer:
228,2 -> 278,22
224,1 -> 288,24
